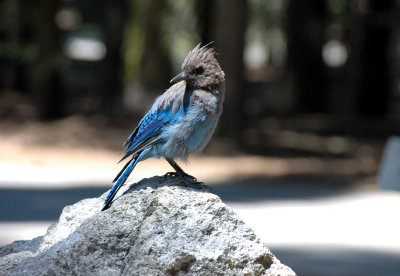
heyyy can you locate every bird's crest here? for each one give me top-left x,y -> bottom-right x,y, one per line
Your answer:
180,42 -> 225,88
181,42 -> 216,70
200,41 -> 214,50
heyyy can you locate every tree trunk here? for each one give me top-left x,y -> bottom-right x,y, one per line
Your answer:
99,0 -> 127,116
137,0 -> 172,93
286,0 -> 327,113
357,0 -> 394,116
195,0 -> 214,44
215,0 -> 247,141
30,0 -> 63,120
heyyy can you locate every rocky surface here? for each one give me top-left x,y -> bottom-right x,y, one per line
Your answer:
0,176 -> 295,276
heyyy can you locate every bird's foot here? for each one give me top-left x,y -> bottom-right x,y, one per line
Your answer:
164,171 -> 212,191
164,171 -> 181,181
164,171 -> 179,177
175,178 -> 213,191
164,171 -> 197,182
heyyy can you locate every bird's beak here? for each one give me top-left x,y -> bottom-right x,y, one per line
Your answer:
170,72 -> 186,83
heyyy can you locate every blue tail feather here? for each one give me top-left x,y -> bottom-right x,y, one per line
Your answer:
102,151 -> 143,211
113,158 -> 132,182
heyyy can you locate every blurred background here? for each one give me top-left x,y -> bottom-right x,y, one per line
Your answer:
1,0 -> 400,275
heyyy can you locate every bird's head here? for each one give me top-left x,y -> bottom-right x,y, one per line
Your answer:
170,42 -> 225,89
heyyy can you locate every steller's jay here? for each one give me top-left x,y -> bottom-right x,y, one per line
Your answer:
102,42 -> 225,210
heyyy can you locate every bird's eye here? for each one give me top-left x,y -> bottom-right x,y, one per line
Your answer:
193,67 -> 204,75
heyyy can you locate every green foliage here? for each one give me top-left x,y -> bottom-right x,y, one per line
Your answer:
326,0 -> 347,15
0,42 -> 38,63
123,0 -> 200,85
123,0 -> 144,84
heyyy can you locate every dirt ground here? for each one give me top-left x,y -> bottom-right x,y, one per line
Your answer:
0,115 -> 382,184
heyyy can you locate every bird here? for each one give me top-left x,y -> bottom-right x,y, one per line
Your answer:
102,42 -> 225,211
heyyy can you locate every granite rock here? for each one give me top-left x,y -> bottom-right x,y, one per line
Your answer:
0,176 -> 295,276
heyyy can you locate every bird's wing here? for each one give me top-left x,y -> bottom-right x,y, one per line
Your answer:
120,84 -> 186,162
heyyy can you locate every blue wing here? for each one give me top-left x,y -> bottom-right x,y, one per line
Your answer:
119,106 -> 185,163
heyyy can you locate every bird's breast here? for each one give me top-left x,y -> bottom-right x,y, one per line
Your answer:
159,91 -> 222,161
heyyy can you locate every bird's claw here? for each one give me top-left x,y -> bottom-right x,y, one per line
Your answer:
164,171 -> 179,180
164,171 -> 197,182
164,171 -> 212,191
175,179 -> 213,191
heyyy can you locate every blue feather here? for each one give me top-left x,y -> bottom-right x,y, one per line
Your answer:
120,108 -> 184,162
102,151 -> 144,210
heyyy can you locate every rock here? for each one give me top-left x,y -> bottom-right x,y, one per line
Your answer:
379,136 -> 400,191
0,176 -> 296,276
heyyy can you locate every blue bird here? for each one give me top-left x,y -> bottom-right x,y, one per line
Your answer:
102,43 -> 225,210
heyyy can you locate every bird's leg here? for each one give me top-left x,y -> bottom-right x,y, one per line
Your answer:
166,159 -> 197,181
165,159 -> 212,191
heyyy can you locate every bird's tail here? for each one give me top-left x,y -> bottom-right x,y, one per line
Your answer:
102,151 -> 143,211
